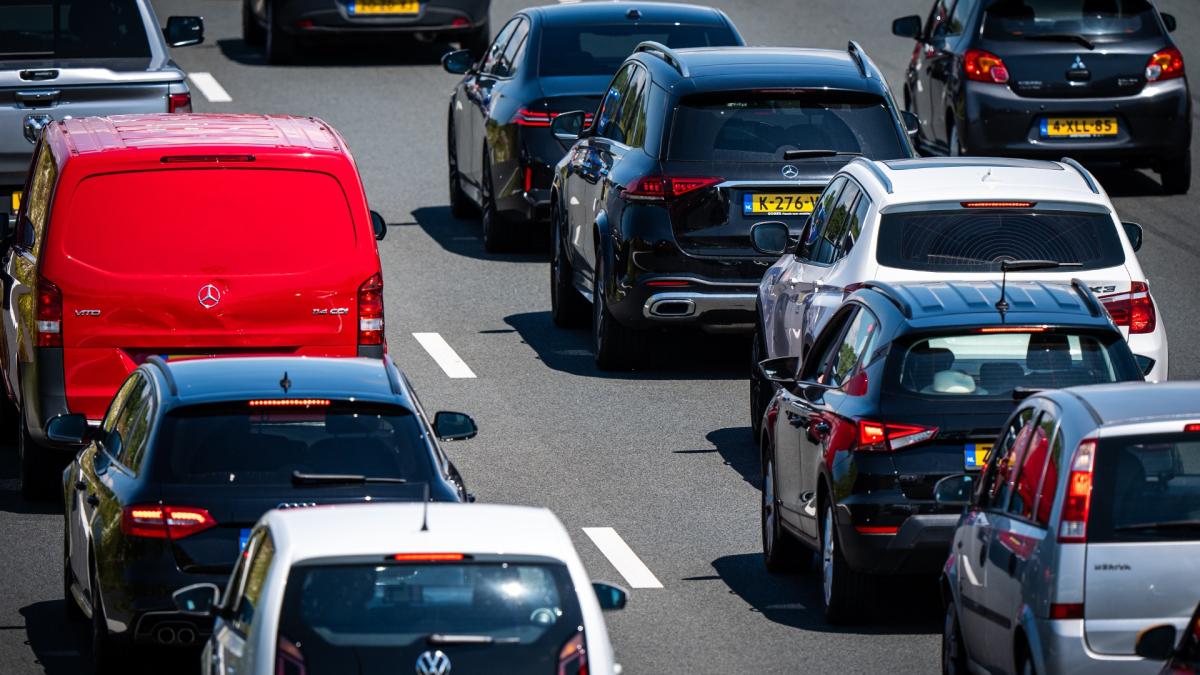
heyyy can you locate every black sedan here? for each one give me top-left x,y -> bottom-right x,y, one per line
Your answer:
57,356 -> 477,672
442,1 -> 743,251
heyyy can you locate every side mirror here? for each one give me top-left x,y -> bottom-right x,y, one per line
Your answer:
1135,624 -> 1178,660
433,411 -> 477,441
757,356 -> 798,386
370,210 -> 387,240
441,49 -> 475,75
46,413 -> 90,444
892,15 -> 923,39
172,583 -> 221,617
164,16 -> 205,47
901,111 -> 920,138
1161,13 -> 1177,33
750,221 -> 792,256
933,473 -> 974,506
592,582 -> 628,611
1122,221 -> 1143,252
551,110 -> 586,142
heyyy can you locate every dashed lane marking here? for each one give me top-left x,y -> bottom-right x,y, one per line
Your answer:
413,332 -> 477,378
188,72 -> 232,103
582,527 -> 663,589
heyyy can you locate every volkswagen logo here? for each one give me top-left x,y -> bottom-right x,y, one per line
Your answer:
415,650 -> 451,675
781,164 -> 800,179
23,113 -> 53,144
197,284 -> 222,309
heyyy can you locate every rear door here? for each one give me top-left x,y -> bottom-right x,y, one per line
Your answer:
775,176 -> 846,360
213,527 -> 274,675
463,19 -> 521,188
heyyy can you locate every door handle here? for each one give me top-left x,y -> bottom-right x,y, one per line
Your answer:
75,480 -> 87,491
86,494 -> 99,506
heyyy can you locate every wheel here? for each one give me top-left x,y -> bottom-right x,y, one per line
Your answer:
461,22 -> 490,60
1017,646 -> 1037,675
821,500 -> 870,624
18,410 -> 56,502
1160,152 -> 1191,195
551,204 -> 589,328
480,154 -> 512,252
447,116 -> 475,219
942,602 -> 969,675
90,563 -> 126,675
592,252 -> 638,370
242,0 -> 266,46
63,524 -> 85,622
761,454 -> 811,573
750,324 -> 770,438
265,1 -> 297,64
949,122 -> 964,157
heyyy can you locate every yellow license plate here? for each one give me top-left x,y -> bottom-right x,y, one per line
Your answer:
350,0 -> 419,14
965,443 -> 993,470
10,191 -> 20,212
743,193 -> 819,215
1041,117 -> 1118,138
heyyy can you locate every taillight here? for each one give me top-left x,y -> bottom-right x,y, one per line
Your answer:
277,636 -> 306,675
964,49 -> 1009,84
1100,282 -> 1156,334
857,421 -> 938,452
623,176 -> 722,202
358,273 -> 384,345
512,108 -> 595,127
36,276 -> 62,347
1186,423 -> 1200,433
168,92 -> 192,113
121,505 -> 217,539
1058,439 -> 1096,543
524,166 -> 533,192
1146,47 -> 1185,82
1049,603 -> 1084,620
558,632 -> 587,675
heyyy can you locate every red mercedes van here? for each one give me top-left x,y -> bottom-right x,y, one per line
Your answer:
0,114 -> 388,497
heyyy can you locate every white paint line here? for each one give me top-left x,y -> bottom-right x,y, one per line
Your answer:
188,72 -> 232,103
582,527 -> 663,589
413,332 -> 477,378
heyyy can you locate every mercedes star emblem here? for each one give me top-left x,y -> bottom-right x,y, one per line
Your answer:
197,284 -> 222,309
415,650 -> 452,675
781,164 -> 800,179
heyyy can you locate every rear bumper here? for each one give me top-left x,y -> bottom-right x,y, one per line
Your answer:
609,278 -> 758,332
836,509 -> 959,575
102,565 -> 226,645
1032,618 -> 1158,675
276,0 -> 488,34
23,347 -> 71,448
1127,326 -> 1167,382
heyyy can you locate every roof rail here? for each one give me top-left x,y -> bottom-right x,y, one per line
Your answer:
1070,278 -> 1104,317
1060,157 -> 1099,194
847,41 -> 869,77
383,355 -> 405,396
861,280 -> 913,318
849,157 -> 892,193
634,41 -> 688,77
145,355 -> 178,396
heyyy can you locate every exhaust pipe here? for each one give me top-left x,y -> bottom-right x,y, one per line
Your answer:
155,626 -> 177,645
176,627 -> 197,646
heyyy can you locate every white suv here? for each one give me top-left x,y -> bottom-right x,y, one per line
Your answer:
750,156 -> 1166,430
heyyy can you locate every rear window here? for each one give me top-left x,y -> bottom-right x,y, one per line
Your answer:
982,0 -> 1161,41
668,91 -> 908,162
538,23 -> 737,77
876,208 -> 1125,272
277,562 -> 583,672
0,0 -> 150,58
61,169 -> 356,275
153,402 -> 433,486
1089,431 -> 1200,543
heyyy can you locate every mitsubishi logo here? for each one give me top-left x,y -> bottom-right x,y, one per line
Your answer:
781,164 -> 800,179
1071,55 -> 1087,70
415,650 -> 451,675
23,113 -> 53,144
197,284 -> 221,309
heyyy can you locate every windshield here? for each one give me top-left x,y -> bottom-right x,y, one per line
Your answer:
668,92 -> 907,162
153,402 -> 433,485
1089,432 -> 1200,543
277,561 -> 584,674
982,0 -> 1162,41
0,0 -> 150,58
538,24 -> 738,77
876,208 -> 1125,272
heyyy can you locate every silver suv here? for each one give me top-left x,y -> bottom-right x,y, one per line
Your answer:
936,381 -> 1200,675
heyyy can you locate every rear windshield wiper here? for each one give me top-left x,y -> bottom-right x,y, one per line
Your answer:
1021,33 -> 1095,50
1114,520 -> 1200,532
425,634 -> 521,645
782,149 -> 862,160
291,471 -> 407,486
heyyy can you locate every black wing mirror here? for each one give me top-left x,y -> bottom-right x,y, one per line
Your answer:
757,356 -> 799,386
933,473 -> 975,507
1161,13 -> 1177,33
592,582 -> 628,610
1135,624 -> 1178,660
370,210 -> 387,240
1121,221 -> 1143,252
750,221 -> 792,256
551,110 -> 586,142
901,111 -> 920,138
46,413 -> 92,444
172,583 -> 222,617
164,16 -> 205,47
441,49 -> 475,75
433,411 -> 478,441
892,15 -> 923,39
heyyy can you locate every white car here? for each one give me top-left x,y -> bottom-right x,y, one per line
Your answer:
750,156 -> 1166,431
173,503 -> 625,675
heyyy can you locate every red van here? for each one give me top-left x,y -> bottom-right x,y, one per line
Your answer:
0,114 -> 388,497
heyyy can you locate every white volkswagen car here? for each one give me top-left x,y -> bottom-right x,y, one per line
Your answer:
173,503 -> 626,675
751,156 -> 1166,432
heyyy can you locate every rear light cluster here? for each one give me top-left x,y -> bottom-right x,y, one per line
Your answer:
623,176 -> 721,201
247,399 -> 331,408
1100,282 -> 1156,334
512,108 -> 594,127
1049,603 -> 1084,620
168,92 -> 192,113
121,505 -> 217,539
558,633 -> 587,675
961,201 -> 1035,208
358,273 -> 384,346
964,49 -> 1009,84
1145,47 -> 1185,82
1057,439 -> 1096,543
392,552 -> 466,562
857,421 -> 938,452
36,276 -> 62,347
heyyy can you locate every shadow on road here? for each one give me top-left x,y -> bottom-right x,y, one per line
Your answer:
1091,167 -> 1166,198
674,427 -> 760,487
409,206 -> 549,262
215,37 -> 453,67
0,440 -> 61,516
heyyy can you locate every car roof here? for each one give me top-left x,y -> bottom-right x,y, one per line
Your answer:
1045,382 -> 1200,427
52,114 -> 346,157
265,503 -> 576,564
529,1 -> 729,26
860,280 -> 1112,329
638,46 -> 886,94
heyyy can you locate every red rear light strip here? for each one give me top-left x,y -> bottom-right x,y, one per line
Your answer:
857,421 -> 938,452
624,176 -> 722,201
961,201 -> 1035,208
1099,282 -> 1156,334
1058,439 -> 1096,543
1049,603 -> 1084,620
121,505 -> 217,539
513,109 -> 595,127
247,399 -> 331,407
1186,423 -> 1200,433
393,553 -> 466,561
358,273 -> 384,345
36,276 -> 62,347
964,49 -> 1009,84
854,525 -> 899,535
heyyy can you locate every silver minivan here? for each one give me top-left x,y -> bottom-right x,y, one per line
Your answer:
936,381 -> 1200,675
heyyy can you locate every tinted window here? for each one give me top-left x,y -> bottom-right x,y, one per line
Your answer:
982,0 -> 1161,41
801,307 -> 855,382
481,19 -> 520,75
925,0 -> 951,37
841,192 -> 871,258
154,402 -> 434,485
978,407 -> 1035,508
810,182 -> 861,265
995,412 -> 1041,511
492,18 -> 529,78
594,65 -> 635,141
667,92 -> 907,162
1088,432 -> 1200,543
610,67 -> 647,147
825,307 -> 880,388
942,0 -> 975,36
538,24 -> 738,77
103,374 -> 149,469
0,0 -> 150,58
801,176 -> 847,262
1036,423 -> 1066,526
233,532 -> 274,633
876,208 -> 1125,272
1009,413 -> 1055,522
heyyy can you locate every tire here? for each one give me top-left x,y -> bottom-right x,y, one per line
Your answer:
1017,646 -> 1037,675
592,252 -> 638,370
63,525 -> 85,622
461,22 -> 490,60
18,411 -> 56,502
242,0 -> 266,46
1160,152 -> 1191,195
90,563 -> 125,675
447,116 -> 474,219
942,602 -> 969,675
750,324 -> 769,438
821,500 -> 871,624
480,154 -> 511,252
265,1 -> 297,65
551,205 -> 588,328
761,454 -> 811,573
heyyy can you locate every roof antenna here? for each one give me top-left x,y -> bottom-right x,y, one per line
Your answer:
996,260 -> 1012,320
279,372 -> 291,393
995,259 -> 1071,321
420,482 -> 430,532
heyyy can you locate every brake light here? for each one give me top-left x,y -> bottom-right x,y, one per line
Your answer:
646,280 -> 690,287
161,154 -> 255,163
1100,282 -> 1155,334
1186,423 -> 1200,433
978,326 -> 1049,333
36,276 -> 62,347
558,633 -> 587,675
1058,439 -> 1096,543
358,273 -> 384,345
855,525 -> 899,535
168,92 -> 192,113
392,553 -> 466,562
1049,603 -> 1084,620
247,399 -> 331,408
277,636 -> 306,675
961,201 -> 1034,208
524,166 -> 533,192
857,421 -> 938,451
1146,47 -> 1184,82
121,505 -> 217,539
965,49 -> 1009,83
512,108 -> 595,127
624,176 -> 722,201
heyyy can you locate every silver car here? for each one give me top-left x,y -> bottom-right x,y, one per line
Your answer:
937,381 -> 1200,675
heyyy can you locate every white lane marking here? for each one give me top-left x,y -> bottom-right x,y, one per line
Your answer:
413,332 -> 477,378
582,527 -> 663,589
188,72 -> 232,102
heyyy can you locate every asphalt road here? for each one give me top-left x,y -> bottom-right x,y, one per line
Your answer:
1,0 -> 1198,673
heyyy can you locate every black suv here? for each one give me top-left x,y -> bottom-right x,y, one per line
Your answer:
548,43 -> 917,369
755,279 -> 1142,623
893,0 -> 1190,193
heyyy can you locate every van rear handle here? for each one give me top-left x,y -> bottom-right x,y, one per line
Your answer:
19,69 -> 59,81
16,90 -> 60,106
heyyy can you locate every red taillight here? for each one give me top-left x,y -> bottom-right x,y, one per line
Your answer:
277,636 -> 306,675
524,166 -> 533,192
964,49 -> 1009,84
1146,47 -> 1185,82
392,553 -> 466,562
857,421 -> 938,452
247,399 -> 331,408
624,176 -> 722,201
1058,439 -> 1096,543
168,92 -> 192,113
121,505 -> 217,539
358,273 -> 384,346
1100,282 -> 1156,334
36,276 -> 62,347
558,633 -> 587,675
1186,423 -> 1200,433
961,201 -> 1034,208
514,108 -> 554,127
1049,603 -> 1084,620
855,525 -> 899,535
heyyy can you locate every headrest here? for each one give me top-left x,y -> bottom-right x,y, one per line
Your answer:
979,361 -> 1025,389
927,370 -> 977,394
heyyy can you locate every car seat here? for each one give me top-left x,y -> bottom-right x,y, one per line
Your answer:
903,345 -> 955,391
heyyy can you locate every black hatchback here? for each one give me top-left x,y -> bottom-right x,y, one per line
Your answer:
57,356 -> 478,672
893,0 -> 1190,193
